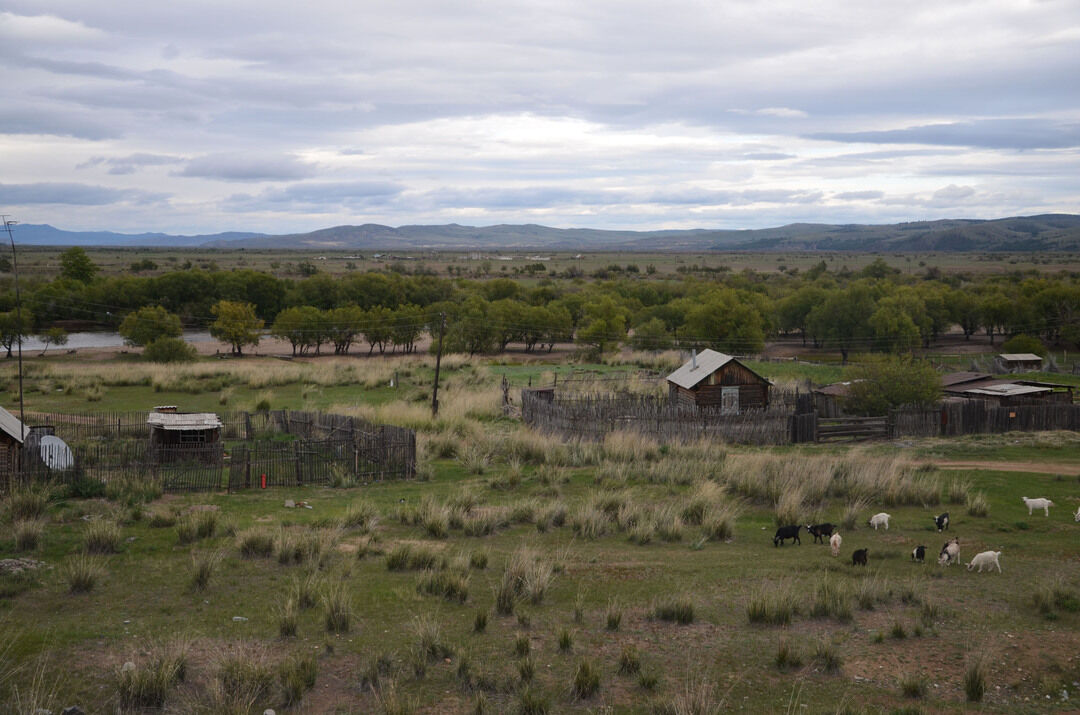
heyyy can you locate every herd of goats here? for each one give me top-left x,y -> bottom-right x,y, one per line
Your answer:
771,496 -> 1072,573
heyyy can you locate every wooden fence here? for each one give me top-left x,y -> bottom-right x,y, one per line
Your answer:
5,409 -> 415,494
892,401 -> 1080,438
522,390 -> 792,445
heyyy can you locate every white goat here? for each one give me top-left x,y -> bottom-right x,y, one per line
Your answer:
938,537 -> 960,566
869,512 -> 891,530
829,532 -> 842,557
1074,506 -> 1080,523
1021,497 -> 1054,516
967,550 -> 1002,573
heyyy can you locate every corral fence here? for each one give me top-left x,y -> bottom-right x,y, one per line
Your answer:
5,409 -> 415,494
523,389 -> 1080,445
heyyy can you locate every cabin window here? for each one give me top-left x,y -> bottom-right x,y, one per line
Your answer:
179,431 -> 207,444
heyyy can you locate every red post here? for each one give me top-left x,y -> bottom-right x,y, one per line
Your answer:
261,473 -> 267,489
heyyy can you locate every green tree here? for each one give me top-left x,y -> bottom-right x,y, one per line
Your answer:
0,309 -> 34,358
144,336 -> 197,363
363,305 -> 395,354
948,289 -> 981,341
59,246 -> 99,283
118,305 -> 183,347
844,356 -> 942,415
630,317 -> 672,351
390,304 -> 424,354
1000,334 -> 1046,357
326,305 -> 366,354
869,297 -> 921,353
807,283 -> 877,364
209,300 -> 263,356
37,327 -> 68,356
270,306 -> 323,356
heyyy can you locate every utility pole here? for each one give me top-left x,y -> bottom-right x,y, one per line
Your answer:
2,216 -> 25,441
431,312 -> 446,417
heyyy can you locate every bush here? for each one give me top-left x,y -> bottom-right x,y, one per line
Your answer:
144,337 -> 198,363
844,355 -> 942,415
1001,333 -> 1046,357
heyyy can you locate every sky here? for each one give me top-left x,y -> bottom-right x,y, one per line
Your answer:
1,0 -> 1078,235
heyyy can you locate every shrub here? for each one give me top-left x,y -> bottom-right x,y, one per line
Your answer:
144,337 -> 198,363
652,596 -> 694,624
617,645 -> 641,675
84,519 -> 122,554
116,641 -> 188,709
62,554 -> 104,593
189,550 -> 223,592
1001,333 -> 1046,357
323,582 -> 353,632
13,519 -> 42,551
571,659 -> 600,699
963,656 -> 987,702
845,355 -> 942,415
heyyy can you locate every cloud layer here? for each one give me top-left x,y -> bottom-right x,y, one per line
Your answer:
1,2 -> 1078,233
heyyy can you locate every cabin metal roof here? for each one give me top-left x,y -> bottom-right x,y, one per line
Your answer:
941,372 -> 991,387
999,353 -> 1043,362
0,406 -> 27,444
963,383 -> 1051,397
666,349 -> 772,390
146,412 -> 222,431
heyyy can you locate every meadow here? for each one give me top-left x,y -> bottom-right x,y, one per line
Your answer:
1,352 -> 1080,714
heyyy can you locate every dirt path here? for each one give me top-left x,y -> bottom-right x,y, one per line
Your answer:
934,459 -> 1080,475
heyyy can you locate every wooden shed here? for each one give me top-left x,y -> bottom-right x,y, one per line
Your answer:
147,409 -> 223,463
999,353 -> 1043,372
0,405 -> 27,482
943,378 -> 1073,407
666,349 -> 771,413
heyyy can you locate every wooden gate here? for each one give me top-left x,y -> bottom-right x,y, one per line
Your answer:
816,416 -> 890,442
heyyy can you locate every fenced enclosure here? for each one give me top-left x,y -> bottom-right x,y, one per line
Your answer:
5,409 -> 415,494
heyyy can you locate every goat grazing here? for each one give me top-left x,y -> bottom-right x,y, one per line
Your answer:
773,525 -> 802,547
852,548 -> 868,567
1021,497 -> 1054,516
967,550 -> 1002,573
869,512 -> 891,530
1074,506 -> 1080,522
932,512 -> 949,532
806,523 -> 835,544
829,532 -> 842,557
911,545 -> 926,563
938,537 -> 959,566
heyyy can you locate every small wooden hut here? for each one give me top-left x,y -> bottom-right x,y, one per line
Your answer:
999,353 -> 1043,372
147,408 -> 222,463
666,349 -> 771,413
0,405 -> 27,481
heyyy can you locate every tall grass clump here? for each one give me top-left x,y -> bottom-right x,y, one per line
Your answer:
279,652 -> 318,707
61,553 -> 104,594
774,636 -> 803,670
966,491 -> 990,517
189,549 -> 223,592
176,511 -> 217,544
412,614 -> 453,663
701,501 -> 740,541
83,519 -> 122,554
899,672 -> 927,698
342,500 -> 378,531
416,569 -> 470,603
963,655 -> 987,702
277,596 -> 299,638
747,583 -> 798,625
5,484 -> 51,522
652,596 -> 694,624
810,572 -> 853,621
236,528 -> 275,558
947,479 -> 971,505
571,506 -> 607,539
812,639 -> 843,673
571,659 -> 601,699
459,443 -> 491,475
496,548 -> 555,614
115,640 -> 189,709
1032,577 -> 1080,617
617,645 -> 641,675
840,498 -> 869,530
322,582 -> 353,633
605,600 -> 622,631
773,489 -> 805,527
650,677 -> 723,715
13,519 -> 43,551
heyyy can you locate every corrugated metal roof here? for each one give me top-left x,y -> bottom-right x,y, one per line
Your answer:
0,406 -> 27,444
999,353 -> 1043,362
147,412 -> 222,430
964,383 -> 1051,397
814,380 -> 863,397
666,349 -> 735,390
941,372 -> 991,387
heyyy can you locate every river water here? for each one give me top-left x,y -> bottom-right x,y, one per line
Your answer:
18,331 -> 214,351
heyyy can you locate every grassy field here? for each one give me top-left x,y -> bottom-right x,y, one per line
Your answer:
2,353 -> 1079,714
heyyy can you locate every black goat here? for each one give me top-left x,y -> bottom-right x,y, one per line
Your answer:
852,548 -> 868,566
773,525 -> 802,546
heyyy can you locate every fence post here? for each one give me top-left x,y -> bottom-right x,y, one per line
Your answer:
294,441 -> 303,486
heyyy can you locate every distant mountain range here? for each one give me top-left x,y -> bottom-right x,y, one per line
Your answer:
13,214 -> 1080,252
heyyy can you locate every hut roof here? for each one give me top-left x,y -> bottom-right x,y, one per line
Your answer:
999,353 -> 1043,362
0,405 -> 27,444
941,372 -> 991,387
963,383 -> 1051,397
814,380 -> 863,397
147,412 -> 222,431
666,349 -> 735,389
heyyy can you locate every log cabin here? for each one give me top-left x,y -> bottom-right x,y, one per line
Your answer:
666,349 -> 771,413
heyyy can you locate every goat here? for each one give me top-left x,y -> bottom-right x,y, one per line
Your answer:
869,512 -> 891,530
1021,497 -> 1054,516
829,532 -> 842,557
852,548 -> 868,566
1074,506 -> 1080,523
773,525 -> 802,547
932,512 -> 949,532
911,545 -> 926,563
938,537 -> 959,566
967,550 -> 1002,573
806,522 -> 835,544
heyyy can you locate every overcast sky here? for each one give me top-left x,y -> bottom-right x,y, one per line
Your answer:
1,1 -> 1078,234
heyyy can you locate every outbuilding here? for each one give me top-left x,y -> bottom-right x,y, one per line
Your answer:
999,353 -> 1043,372
666,349 -> 771,413
147,408 -> 223,463
0,405 -> 27,481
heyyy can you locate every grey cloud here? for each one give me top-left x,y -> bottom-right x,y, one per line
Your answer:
809,119 -> 1080,150
77,153 -> 183,173
740,152 -> 795,161
224,180 -> 405,211
177,154 -> 317,182
0,181 -> 165,205
0,105 -> 120,139
834,190 -> 884,200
